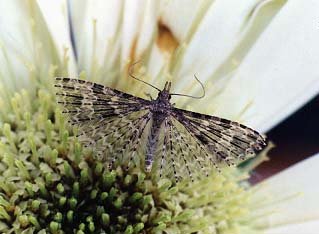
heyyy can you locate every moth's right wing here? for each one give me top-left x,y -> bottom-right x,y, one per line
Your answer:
172,107 -> 267,167
150,117 -> 212,182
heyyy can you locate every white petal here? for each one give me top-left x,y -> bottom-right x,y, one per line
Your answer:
176,0 -> 265,82
120,0 -> 157,71
37,0 -> 77,75
214,0 -> 319,131
158,0 -> 210,42
265,220 -> 319,234
69,0 -> 210,84
171,0 -> 286,116
254,153 -> 319,230
68,0 -> 124,79
0,0 -> 74,90
147,0 -> 211,83
69,0 -> 157,80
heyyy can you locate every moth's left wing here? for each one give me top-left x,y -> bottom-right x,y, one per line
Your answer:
172,108 -> 267,167
54,77 -> 151,124
54,78 -> 152,164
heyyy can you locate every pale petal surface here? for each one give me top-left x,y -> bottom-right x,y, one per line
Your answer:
254,153 -> 319,233
0,0 -> 73,91
213,0 -> 319,132
68,0 -> 209,88
173,0 -> 287,121
266,220 -> 319,234
37,0 -> 77,75
68,0 -> 123,80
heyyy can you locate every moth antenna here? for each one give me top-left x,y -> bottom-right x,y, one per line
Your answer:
170,75 -> 205,99
129,61 -> 161,92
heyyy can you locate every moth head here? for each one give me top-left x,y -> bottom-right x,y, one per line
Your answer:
164,81 -> 172,92
157,81 -> 172,101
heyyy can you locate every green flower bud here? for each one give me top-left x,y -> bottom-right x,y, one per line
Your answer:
67,210 -> 74,222
101,213 -> 110,226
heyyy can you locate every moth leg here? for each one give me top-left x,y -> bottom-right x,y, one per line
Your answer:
144,92 -> 154,100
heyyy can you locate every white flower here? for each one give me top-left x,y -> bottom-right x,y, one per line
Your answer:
0,0 -> 318,233
256,153 -> 319,234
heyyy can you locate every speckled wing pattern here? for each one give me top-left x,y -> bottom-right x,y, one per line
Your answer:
54,77 -> 266,182
54,77 -> 152,169
172,109 -> 266,168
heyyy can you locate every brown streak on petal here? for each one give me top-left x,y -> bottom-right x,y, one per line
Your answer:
156,22 -> 179,55
129,37 -> 137,63
128,37 -> 138,65
127,37 -> 138,77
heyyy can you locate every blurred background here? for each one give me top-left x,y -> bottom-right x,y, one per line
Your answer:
254,94 -> 319,183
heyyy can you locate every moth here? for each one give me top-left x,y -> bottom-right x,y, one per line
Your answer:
55,75 -> 266,182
